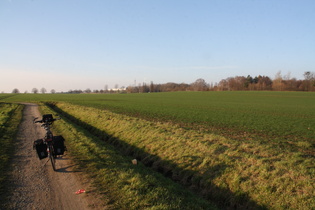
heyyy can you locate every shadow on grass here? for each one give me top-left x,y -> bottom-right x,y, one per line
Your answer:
47,103 -> 267,210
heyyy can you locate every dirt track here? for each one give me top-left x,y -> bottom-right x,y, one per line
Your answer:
3,103 -> 106,210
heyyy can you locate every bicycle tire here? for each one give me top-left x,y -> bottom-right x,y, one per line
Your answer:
49,144 -> 56,171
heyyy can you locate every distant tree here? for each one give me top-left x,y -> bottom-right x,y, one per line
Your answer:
303,71 -> 315,91
40,87 -> 47,94
51,89 -> 56,94
218,79 -> 229,91
68,89 -> 83,94
283,72 -> 291,81
177,83 -> 189,91
161,82 -> 183,92
258,76 -> 273,90
126,86 -> 136,93
226,76 -> 246,90
244,75 -> 253,89
191,78 -> 208,91
272,71 -> 283,91
84,88 -> 91,93
217,74 -> 273,91
303,71 -> 314,80
248,75 -> 273,90
12,88 -> 20,93
138,83 -> 149,93
32,88 -> 39,94
126,86 -> 131,93
150,81 -> 154,92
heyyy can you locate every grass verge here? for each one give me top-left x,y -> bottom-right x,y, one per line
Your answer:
0,103 -> 23,201
39,103 -> 217,209
46,102 -> 314,209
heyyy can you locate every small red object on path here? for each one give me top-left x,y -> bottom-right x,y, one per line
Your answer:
75,189 -> 86,194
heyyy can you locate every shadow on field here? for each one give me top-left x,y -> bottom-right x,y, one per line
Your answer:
47,103 -> 266,210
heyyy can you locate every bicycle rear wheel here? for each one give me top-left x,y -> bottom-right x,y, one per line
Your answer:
49,144 -> 56,171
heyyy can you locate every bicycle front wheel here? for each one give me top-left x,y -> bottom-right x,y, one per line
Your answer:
49,145 -> 56,171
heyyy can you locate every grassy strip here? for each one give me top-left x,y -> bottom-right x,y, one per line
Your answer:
39,103 -> 217,209
48,102 -> 314,209
0,103 -> 23,197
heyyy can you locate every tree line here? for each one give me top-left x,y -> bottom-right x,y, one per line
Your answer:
126,71 -> 315,93
10,71 -> 315,94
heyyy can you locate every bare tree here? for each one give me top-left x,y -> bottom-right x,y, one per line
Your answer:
191,78 -> 209,91
32,88 -> 39,94
303,71 -> 315,91
51,89 -> 56,94
84,88 -> 91,93
218,79 -> 229,91
304,71 -> 314,80
12,88 -> 20,93
225,76 -> 247,91
150,81 -> 154,92
41,87 -> 47,94
272,71 -> 283,91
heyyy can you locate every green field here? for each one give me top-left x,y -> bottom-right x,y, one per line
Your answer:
1,91 -> 314,209
2,91 -> 314,143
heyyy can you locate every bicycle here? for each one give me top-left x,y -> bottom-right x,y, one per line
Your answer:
33,114 -> 65,171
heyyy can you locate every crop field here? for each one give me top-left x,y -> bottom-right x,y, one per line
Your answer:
3,91 -> 314,143
1,91 -> 314,209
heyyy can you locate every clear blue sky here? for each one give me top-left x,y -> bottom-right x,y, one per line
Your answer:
1,0 -> 314,93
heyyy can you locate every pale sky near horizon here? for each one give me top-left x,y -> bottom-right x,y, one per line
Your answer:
1,0 -> 314,93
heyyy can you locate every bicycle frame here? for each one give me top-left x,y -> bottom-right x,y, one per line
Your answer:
47,142 -> 56,171
43,125 -> 56,171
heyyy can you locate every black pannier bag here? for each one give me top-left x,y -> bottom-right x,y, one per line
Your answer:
53,135 -> 66,155
33,139 -> 48,159
42,114 -> 53,122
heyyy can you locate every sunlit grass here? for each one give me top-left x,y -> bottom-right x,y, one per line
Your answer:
47,102 -> 314,209
0,103 -> 23,198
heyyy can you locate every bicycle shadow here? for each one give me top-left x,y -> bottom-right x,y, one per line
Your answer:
54,156 -> 83,173
55,165 -> 82,173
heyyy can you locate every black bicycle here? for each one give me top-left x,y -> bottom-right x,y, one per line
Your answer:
33,114 -> 65,171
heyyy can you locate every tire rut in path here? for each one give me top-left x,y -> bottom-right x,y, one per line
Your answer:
3,103 -> 106,210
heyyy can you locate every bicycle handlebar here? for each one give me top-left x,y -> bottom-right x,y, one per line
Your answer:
33,115 -> 60,125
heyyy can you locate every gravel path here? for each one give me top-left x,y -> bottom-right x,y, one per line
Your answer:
2,103 -> 106,210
